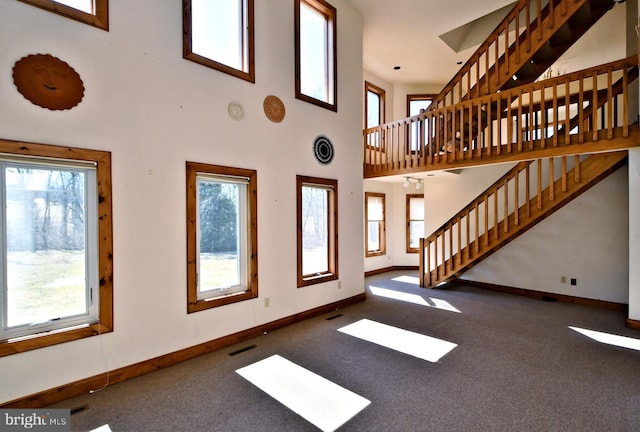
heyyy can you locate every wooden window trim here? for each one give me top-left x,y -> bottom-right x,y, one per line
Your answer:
406,94 -> 436,154
186,162 -> 258,313
296,175 -> 338,287
365,81 -> 385,129
294,0 -> 338,112
182,0 -> 256,83
0,139 -> 113,357
406,193 -> 424,254
365,192 -> 385,257
406,94 -> 436,117
18,0 -> 109,30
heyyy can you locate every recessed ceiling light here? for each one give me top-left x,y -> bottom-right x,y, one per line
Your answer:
393,66 -> 401,70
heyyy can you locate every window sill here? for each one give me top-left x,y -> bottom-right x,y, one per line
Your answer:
298,272 -> 338,288
0,322 -> 111,357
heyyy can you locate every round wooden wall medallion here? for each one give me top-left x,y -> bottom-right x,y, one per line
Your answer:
12,54 -> 84,110
263,95 -> 285,123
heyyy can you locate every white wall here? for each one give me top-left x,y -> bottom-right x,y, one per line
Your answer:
0,0 -> 364,403
460,165 -> 630,303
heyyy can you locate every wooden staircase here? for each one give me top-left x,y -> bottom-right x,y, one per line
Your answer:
432,0 -> 621,108
364,56 -> 639,178
362,0 -> 634,289
419,150 -> 627,288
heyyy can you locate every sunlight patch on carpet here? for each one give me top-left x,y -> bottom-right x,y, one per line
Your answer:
370,285 -> 461,313
236,355 -> 370,432
391,275 -> 420,285
338,319 -> 457,362
569,326 -> 640,351
89,425 -> 112,432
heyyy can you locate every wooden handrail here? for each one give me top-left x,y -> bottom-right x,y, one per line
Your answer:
419,150 -> 627,287
431,0 -> 605,110
363,56 -> 638,178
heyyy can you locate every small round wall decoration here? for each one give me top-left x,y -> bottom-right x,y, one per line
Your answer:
227,101 -> 245,121
12,53 -> 84,110
313,135 -> 334,165
263,95 -> 285,123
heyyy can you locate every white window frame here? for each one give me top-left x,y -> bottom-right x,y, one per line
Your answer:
0,158 -> 99,341
195,174 -> 249,301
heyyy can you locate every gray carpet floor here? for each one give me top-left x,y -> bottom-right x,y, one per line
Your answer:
53,271 -> 640,431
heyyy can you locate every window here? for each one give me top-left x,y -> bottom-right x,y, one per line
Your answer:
0,139 -> 113,357
365,192 -> 385,257
407,94 -> 434,152
183,0 -> 255,83
186,162 -> 257,313
297,176 -> 338,287
295,0 -> 337,111
18,0 -> 109,30
365,81 -> 385,129
406,194 -> 424,253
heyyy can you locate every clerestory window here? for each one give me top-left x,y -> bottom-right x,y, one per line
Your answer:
18,0 -> 109,30
183,0 -> 255,83
295,0 -> 337,111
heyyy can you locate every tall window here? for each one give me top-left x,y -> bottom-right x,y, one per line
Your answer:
186,162 -> 258,313
365,192 -> 385,257
297,176 -> 338,287
295,0 -> 337,111
406,194 -> 424,253
365,81 -> 385,129
407,94 -> 434,152
0,139 -> 113,357
18,0 -> 109,30
183,0 -> 255,83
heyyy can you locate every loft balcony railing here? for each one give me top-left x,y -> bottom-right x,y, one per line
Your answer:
363,56 -> 639,178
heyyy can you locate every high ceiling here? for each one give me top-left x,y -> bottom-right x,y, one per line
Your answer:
346,0 -> 523,85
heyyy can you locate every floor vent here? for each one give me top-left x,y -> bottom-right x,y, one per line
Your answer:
71,405 -> 89,415
229,345 -> 257,356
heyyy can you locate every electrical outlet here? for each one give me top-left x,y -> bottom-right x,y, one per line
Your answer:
264,297 -> 270,307
570,278 -> 577,286
561,276 -> 567,283
338,281 -> 342,289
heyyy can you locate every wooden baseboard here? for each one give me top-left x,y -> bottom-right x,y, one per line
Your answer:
450,278 -> 628,312
627,318 -> 640,330
365,266 -> 418,277
1,293 -> 366,409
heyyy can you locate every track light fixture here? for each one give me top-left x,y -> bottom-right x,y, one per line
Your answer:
402,177 -> 423,190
